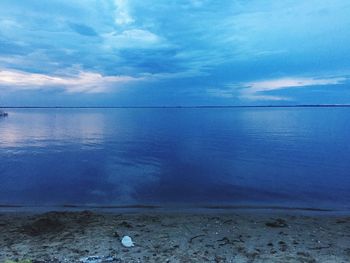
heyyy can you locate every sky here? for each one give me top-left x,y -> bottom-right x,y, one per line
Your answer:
0,0 -> 349,106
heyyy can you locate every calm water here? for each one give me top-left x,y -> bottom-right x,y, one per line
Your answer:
0,108 -> 350,210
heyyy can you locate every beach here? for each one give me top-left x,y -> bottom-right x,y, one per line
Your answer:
1,209 -> 349,262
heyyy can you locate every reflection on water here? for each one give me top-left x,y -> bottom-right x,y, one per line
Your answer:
0,110 -> 106,148
0,108 -> 350,210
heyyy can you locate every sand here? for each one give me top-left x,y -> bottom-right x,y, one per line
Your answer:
1,209 -> 350,262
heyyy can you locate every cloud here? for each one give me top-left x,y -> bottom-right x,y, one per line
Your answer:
241,94 -> 289,101
240,77 -> 347,100
0,69 -> 143,93
210,76 -> 347,101
114,0 -> 134,25
103,29 -> 164,50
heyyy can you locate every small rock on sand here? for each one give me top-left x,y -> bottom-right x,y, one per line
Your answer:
265,218 -> 288,228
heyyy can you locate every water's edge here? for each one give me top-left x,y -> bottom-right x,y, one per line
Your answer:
2,204 -> 350,216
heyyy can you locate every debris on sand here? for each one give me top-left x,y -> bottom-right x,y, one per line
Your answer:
189,234 -> 206,244
121,235 -> 134,247
79,255 -> 116,263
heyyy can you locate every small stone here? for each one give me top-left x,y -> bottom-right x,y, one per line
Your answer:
265,218 -> 288,228
119,221 -> 133,228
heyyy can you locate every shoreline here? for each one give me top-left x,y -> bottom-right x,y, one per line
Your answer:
1,210 -> 349,262
1,204 -> 350,217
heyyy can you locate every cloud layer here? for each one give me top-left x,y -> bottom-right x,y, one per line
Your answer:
240,77 -> 347,101
0,69 -> 142,93
0,0 -> 349,105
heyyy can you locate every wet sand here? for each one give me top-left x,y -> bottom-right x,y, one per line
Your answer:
1,210 -> 350,262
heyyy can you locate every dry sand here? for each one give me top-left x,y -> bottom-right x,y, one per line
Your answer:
0,209 -> 350,262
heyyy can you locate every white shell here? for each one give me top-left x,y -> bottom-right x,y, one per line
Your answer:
121,236 -> 134,247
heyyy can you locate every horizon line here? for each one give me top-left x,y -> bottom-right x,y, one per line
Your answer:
1,104 -> 350,109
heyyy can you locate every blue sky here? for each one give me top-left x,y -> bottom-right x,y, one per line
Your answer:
0,0 -> 349,106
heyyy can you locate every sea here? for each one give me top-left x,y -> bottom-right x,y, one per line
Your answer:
1,107 -> 350,211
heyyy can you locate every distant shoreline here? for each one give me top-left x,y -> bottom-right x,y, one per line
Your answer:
1,104 -> 350,109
